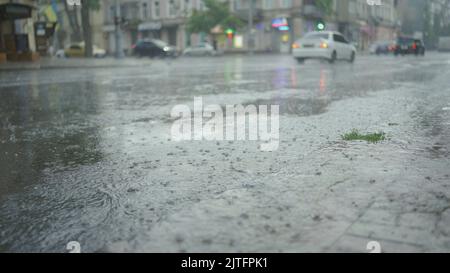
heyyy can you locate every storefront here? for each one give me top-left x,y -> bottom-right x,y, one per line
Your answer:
271,17 -> 293,53
0,1 -> 38,62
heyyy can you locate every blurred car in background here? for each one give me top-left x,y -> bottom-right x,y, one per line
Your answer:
183,43 -> 217,56
369,41 -> 395,55
132,39 -> 178,58
394,37 -> 425,56
63,42 -> 106,58
292,31 -> 356,64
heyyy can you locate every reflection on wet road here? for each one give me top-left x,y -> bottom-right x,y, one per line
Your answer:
1,54 -> 450,252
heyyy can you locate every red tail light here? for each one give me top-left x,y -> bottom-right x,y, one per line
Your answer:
292,43 -> 300,49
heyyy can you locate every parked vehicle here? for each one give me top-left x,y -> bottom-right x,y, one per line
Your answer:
63,42 -> 106,58
183,43 -> 217,56
292,31 -> 356,64
132,39 -> 178,58
394,37 -> 425,56
438,37 -> 450,52
55,49 -> 65,58
369,41 -> 395,55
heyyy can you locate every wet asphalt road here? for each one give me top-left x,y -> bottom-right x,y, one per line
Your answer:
1,53 -> 450,253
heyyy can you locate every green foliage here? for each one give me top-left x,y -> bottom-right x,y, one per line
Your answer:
342,130 -> 386,143
187,0 -> 243,34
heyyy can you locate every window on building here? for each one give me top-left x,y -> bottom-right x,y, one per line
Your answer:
121,4 -> 129,20
184,0 -> 192,12
108,5 -> 115,23
263,0 -> 273,9
169,0 -> 177,17
349,1 -> 356,15
143,2 -> 149,19
182,0 -> 194,16
125,2 -> 140,20
282,0 -> 292,8
153,0 -> 160,18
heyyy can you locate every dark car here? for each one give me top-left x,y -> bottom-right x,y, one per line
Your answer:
132,39 -> 178,58
394,37 -> 425,56
369,41 -> 395,55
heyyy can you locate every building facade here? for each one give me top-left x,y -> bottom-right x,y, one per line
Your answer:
335,0 -> 399,51
230,0 -> 304,53
231,0 -> 399,53
397,0 -> 424,37
98,0 -> 400,54
102,0 -> 209,54
38,0 -> 106,53
0,0 -> 404,62
101,0 -> 314,54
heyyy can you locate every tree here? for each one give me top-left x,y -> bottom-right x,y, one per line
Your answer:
186,0 -> 243,34
315,0 -> 334,16
80,0 -> 100,57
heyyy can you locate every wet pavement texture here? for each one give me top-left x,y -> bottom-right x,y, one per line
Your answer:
1,53 -> 450,252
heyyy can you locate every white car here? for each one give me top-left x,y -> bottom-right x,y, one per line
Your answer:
292,31 -> 356,64
183,43 -> 217,56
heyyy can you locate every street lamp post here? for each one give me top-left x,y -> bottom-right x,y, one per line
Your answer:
114,0 -> 125,58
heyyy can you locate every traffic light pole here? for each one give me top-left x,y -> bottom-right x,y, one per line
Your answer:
114,0 -> 125,59
248,0 -> 254,55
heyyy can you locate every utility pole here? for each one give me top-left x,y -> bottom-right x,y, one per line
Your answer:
248,0 -> 254,55
114,0 -> 125,58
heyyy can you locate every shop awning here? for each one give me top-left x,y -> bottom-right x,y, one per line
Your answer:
0,3 -> 34,20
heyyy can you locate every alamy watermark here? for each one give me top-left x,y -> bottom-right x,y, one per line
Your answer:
67,241 -> 81,253
170,97 -> 279,152
367,241 -> 382,253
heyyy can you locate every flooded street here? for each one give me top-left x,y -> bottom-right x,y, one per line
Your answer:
1,54 -> 450,252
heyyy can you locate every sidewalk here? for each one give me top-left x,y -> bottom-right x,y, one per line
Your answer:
0,57 -> 155,71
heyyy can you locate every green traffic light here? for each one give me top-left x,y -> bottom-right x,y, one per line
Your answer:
317,22 -> 325,31
225,28 -> 234,35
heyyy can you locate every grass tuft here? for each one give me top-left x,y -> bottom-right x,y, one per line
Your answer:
342,129 -> 386,143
